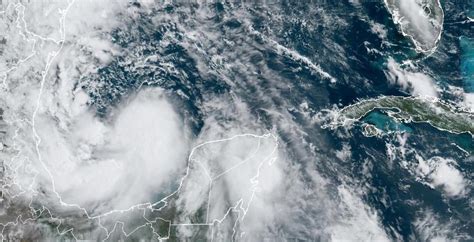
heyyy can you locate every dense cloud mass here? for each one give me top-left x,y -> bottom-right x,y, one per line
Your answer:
0,0 -> 472,241
41,88 -> 189,213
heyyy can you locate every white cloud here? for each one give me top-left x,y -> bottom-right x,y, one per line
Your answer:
370,21 -> 388,39
386,58 -> 438,97
36,88 -> 189,214
171,129 -> 281,239
327,186 -> 391,242
463,93 -> 474,111
413,209 -> 462,241
429,160 -> 466,197
416,156 -> 467,197
335,143 -> 352,162
61,0 -> 128,67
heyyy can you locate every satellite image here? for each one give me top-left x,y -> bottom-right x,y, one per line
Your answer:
0,0 -> 473,241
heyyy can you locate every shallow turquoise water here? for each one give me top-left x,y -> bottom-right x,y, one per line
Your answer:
363,110 -> 413,133
460,36 -> 474,92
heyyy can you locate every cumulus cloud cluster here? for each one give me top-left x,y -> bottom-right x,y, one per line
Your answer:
385,58 -> 439,98
416,155 -> 468,197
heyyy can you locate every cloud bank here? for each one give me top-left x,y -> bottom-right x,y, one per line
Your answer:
386,58 -> 438,98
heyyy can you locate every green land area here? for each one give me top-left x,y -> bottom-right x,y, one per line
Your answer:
341,96 -> 474,135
